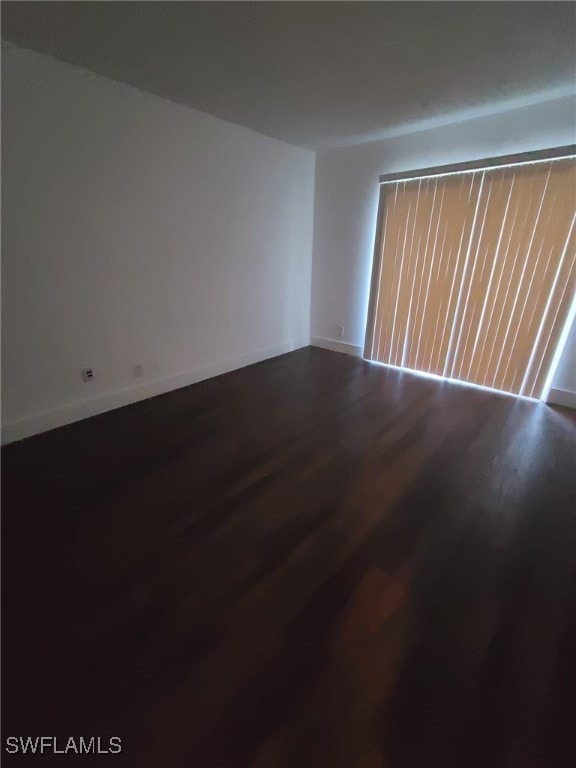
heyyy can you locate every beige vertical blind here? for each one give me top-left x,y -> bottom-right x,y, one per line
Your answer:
365,155 -> 576,398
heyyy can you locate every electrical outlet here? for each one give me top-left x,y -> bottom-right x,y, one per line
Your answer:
337,325 -> 344,338
133,364 -> 144,378
81,368 -> 94,383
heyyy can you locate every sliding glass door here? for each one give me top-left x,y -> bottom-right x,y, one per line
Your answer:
364,151 -> 575,398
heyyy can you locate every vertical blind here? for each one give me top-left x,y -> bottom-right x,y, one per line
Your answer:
365,156 -> 576,398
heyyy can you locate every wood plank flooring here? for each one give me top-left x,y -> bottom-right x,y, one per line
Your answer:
2,346 -> 575,767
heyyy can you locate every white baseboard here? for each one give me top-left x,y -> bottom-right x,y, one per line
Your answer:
309,336 -> 364,358
547,387 -> 576,409
1,339 -> 308,444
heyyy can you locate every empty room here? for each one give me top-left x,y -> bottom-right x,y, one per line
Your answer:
2,2 -> 575,767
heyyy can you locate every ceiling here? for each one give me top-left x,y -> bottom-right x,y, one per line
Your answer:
2,1 -> 575,150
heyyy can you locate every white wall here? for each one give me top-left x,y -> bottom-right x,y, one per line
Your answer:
1,42 -> 315,442
311,94 -> 576,395
552,318 -> 576,396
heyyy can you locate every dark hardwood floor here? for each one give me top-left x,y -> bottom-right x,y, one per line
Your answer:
2,346 -> 575,768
